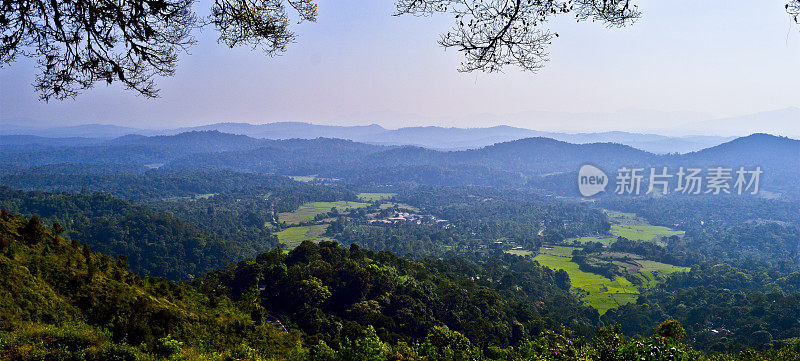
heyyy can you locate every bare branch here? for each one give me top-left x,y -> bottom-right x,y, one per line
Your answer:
788,1 -> 800,23
1,0 -> 198,100
210,0 -> 317,55
396,0 -> 640,73
0,0 -> 317,100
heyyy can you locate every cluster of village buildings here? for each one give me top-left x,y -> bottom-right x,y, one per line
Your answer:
369,211 -> 451,228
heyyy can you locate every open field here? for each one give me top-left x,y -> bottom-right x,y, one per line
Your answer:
610,224 -> 683,243
605,211 -> 639,222
504,249 -> 533,257
289,175 -> 317,182
534,252 -> 639,314
636,259 -> 690,274
566,236 -> 617,246
539,245 -> 579,257
275,224 -> 331,248
378,202 -> 420,212
161,193 -> 219,202
563,211 -> 684,247
278,201 -> 370,225
288,175 -> 341,183
535,240 -> 688,314
357,193 -> 396,202
593,252 -> 687,273
604,210 -> 684,244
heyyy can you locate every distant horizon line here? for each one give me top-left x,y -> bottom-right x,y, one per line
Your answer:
1,120 -> 796,140
2,105 -> 799,138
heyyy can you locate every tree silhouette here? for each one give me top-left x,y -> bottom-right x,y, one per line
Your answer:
2,1 -> 799,101
395,0 -> 640,72
0,0 -> 316,100
789,1 -> 800,22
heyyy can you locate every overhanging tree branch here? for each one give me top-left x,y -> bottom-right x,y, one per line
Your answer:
2,1 -> 799,101
395,0 -> 640,73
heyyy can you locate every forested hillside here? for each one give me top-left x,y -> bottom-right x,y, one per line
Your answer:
4,211 -> 800,360
0,181 -> 357,279
0,211 -> 299,360
2,131 -> 800,359
3,131 -> 797,198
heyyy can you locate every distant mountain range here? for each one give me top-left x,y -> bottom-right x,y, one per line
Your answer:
5,107 -> 798,152
2,130 -> 798,199
1,120 -> 740,154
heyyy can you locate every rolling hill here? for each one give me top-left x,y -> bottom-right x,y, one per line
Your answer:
3,119 -> 738,153
2,130 -> 797,198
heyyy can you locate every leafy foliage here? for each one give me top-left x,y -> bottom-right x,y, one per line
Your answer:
200,240 -> 600,348
396,0 -> 639,72
0,211 -> 300,359
3,211 -> 800,360
0,188 -> 275,279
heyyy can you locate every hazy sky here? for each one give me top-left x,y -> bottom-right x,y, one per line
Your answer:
1,0 -> 799,133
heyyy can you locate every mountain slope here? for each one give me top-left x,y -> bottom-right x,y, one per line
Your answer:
685,108 -> 800,138
2,131 -> 797,197
5,119 -> 740,153
0,188 -> 280,279
0,211 -> 295,359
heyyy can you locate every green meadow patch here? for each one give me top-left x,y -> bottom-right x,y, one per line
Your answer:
604,210 -> 684,244
275,224 -> 331,248
357,193 -> 397,202
610,224 -> 683,243
636,259 -> 690,274
278,201 -> 369,225
563,211 -> 683,247
567,236 -> 617,246
504,249 -> 533,257
289,175 -> 317,182
378,202 -> 420,212
534,251 -> 639,315
539,245 -> 580,257
535,243 -> 688,314
288,175 -> 341,183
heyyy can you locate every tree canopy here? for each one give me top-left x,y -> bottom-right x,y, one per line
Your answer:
2,1 -> 799,100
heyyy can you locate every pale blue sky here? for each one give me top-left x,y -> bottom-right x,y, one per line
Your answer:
1,0 -> 799,134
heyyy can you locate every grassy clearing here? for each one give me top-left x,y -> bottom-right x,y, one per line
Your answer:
288,175 -> 341,183
584,292 -> 638,312
539,245 -> 580,257
604,210 -> 684,244
289,175 -> 317,182
275,224 -> 331,248
378,202 -> 420,212
592,250 -> 688,274
610,224 -> 683,243
533,252 -> 638,315
635,271 -> 659,288
279,201 -> 370,225
504,249 -> 533,257
358,193 -> 396,202
161,193 -> 219,202
534,210 -> 690,314
567,236 -> 617,246
636,260 -> 689,273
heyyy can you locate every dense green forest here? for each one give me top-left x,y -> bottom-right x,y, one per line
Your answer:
324,186 -> 609,257
0,182 -> 356,279
597,196 -> 800,271
3,211 -> 800,360
2,131 -> 800,359
3,131 -> 798,198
